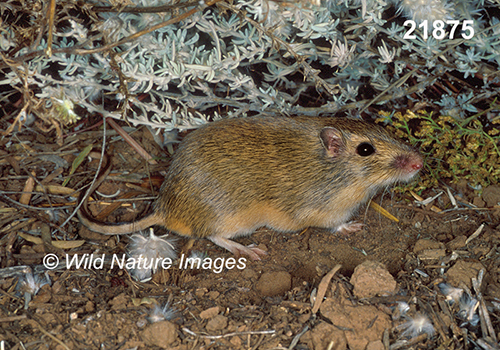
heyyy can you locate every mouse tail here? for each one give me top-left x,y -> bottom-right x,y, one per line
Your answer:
76,150 -> 160,235
77,208 -> 160,235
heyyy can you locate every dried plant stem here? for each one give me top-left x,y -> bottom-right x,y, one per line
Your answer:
182,327 -> 275,339
92,1 -> 199,13
107,118 -> 157,164
1,0 -> 223,68
218,1 -> 340,97
45,0 -> 57,57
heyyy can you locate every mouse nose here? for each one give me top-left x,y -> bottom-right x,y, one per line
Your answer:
410,156 -> 423,171
395,153 -> 423,173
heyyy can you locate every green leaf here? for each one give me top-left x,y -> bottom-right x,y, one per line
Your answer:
62,144 -> 93,187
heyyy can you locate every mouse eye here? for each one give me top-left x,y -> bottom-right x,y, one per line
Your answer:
357,142 -> 375,156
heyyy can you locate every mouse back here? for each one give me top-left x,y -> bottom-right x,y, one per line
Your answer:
153,116 -> 422,242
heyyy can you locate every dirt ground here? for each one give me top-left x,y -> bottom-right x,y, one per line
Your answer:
1,123 -> 499,350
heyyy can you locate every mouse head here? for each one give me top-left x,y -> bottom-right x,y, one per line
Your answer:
319,120 -> 423,188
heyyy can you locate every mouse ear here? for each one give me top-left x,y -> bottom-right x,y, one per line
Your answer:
319,127 -> 344,157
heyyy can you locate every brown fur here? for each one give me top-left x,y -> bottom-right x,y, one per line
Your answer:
78,116 -> 422,260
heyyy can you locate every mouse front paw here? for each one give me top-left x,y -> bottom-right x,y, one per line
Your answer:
234,244 -> 268,261
335,222 -> 364,236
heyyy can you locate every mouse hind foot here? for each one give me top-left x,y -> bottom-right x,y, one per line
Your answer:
209,236 -> 267,261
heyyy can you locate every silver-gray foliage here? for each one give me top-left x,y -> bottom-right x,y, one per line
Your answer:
1,0 -> 499,132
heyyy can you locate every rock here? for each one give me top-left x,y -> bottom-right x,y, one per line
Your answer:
208,291 -> 220,300
350,260 -> 397,298
366,340 -> 385,350
320,298 -> 391,350
141,321 -> 178,348
255,271 -> 291,296
472,196 -> 485,208
310,322 -> 347,350
446,235 -> 468,251
493,208 -> 500,220
200,306 -> 220,319
109,293 -> 128,310
413,239 -> 446,264
445,260 -> 486,289
417,248 -> 447,263
32,288 -> 51,303
483,185 -> 500,207
413,239 -> 444,254
230,335 -> 242,347
206,315 -> 228,332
